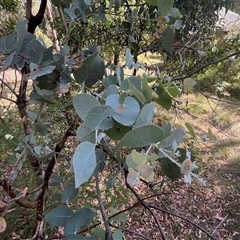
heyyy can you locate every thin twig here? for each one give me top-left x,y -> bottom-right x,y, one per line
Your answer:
109,222 -> 151,240
96,172 -> 113,240
211,214 -> 228,237
148,205 -> 217,240
124,169 -> 167,240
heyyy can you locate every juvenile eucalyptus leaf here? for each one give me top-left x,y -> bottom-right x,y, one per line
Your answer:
155,85 -> 172,110
76,123 -> 96,143
161,158 -> 181,179
30,64 -> 55,80
102,76 -> 117,88
64,8 -> 77,21
95,227 -> 105,240
1,52 -> 15,71
142,77 -> 152,102
102,85 -> 119,99
85,106 -> 114,131
185,122 -> 196,138
36,123 -> 48,136
106,94 -> 140,126
64,208 -> 95,235
159,128 -> 186,150
0,33 -> 16,52
183,78 -> 196,92
92,149 -> 105,177
105,120 -> 132,140
49,174 -> 63,187
120,77 -> 141,92
161,123 -> 172,138
26,110 -> 37,121
161,27 -> 174,52
135,102 -> 155,127
61,183 -> 78,204
73,142 -> 96,188
73,93 -> 99,120
113,229 -> 123,240
73,52 -> 105,88
27,40 -> 54,64
137,163 -> 154,181
125,48 -> 133,69
116,125 -> 164,149
45,206 -> 73,227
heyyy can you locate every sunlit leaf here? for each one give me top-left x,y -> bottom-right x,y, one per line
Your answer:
135,102 -> 155,127
125,48 -> 133,69
183,78 -> 196,92
116,125 -> 164,149
185,122 -> 196,138
127,168 -> 139,186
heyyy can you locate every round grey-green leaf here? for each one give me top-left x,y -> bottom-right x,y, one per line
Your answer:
116,125 -> 164,149
73,93 -> 99,120
45,206 -> 73,227
73,142 -> 96,188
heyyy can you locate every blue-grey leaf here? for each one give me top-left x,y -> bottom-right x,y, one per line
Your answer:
73,142 -> 96,188
135,102 -> 155,127
85,106 -> 114,131
45,206 -> 73,227
73,52 -> 105,88
61,183 -> 78,204
116,125 -> 164,149
73,93 -> 99,120
64,208 -> 95,235
76,123 -> 96,143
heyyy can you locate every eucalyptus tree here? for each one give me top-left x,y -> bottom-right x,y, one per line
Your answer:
0,0 -> 238,239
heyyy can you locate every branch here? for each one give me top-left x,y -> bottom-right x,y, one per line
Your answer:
124,168 -> 167,240
109,222 -> 151,240
35,126 -> 76,221
96,173 -> 113,240
0,180 -> 37,209
26,0 -> 48,33
148,205 -> 217,240
171,50 -> 240,82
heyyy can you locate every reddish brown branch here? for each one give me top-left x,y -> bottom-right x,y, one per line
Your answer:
0,180 -> 37,209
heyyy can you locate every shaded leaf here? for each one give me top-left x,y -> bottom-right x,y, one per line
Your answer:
64,208 -> 94,235
105,120 -> 132,140
73,142 -> 96,188
73,52 -> 105,88
45,206 -> 73,227
61,183 -> 78,204
76,123 -> 96,143
161,158 -> 181,179
161,27 -> 174,52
